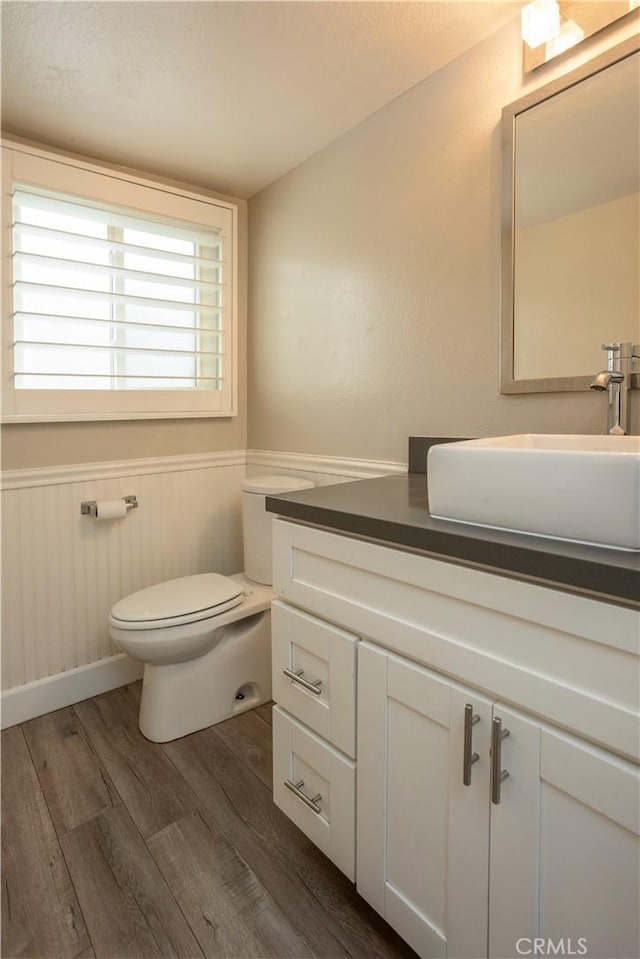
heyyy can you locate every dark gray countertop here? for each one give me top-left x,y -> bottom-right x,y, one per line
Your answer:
266,473 -> 640,609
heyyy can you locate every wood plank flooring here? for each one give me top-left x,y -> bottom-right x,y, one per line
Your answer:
2,684 -> 418,959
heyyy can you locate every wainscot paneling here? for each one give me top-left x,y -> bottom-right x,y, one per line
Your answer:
1,452 -> 247,722
1,448 -> 403,726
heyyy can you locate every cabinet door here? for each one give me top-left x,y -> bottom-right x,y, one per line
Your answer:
357,642 -> 493,959
489,704 -> 640,959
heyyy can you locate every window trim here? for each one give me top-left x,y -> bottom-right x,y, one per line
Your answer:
2,140 -> 239,422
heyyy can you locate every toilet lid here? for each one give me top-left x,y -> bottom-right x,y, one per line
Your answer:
110,573 -> 244,624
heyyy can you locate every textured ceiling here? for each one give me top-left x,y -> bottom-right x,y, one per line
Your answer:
1,1 -> 522,198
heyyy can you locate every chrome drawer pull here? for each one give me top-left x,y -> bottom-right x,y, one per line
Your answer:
463,703 -> 481,786
284,778 -> 322,814
491,717 -> 510,805
283,667 -> 322,695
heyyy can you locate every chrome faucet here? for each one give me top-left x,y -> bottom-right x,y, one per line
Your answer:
590,342 -> 638,435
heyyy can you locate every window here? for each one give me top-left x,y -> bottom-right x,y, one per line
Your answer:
2,146 -> 238,420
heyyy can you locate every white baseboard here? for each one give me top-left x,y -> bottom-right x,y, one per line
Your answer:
1,654 -> 144,728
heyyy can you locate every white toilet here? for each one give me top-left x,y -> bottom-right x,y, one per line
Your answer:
108,475 -> 314,742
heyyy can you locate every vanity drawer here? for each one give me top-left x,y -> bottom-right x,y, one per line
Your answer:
273,706 -> 355,881
271,600 -> 358,758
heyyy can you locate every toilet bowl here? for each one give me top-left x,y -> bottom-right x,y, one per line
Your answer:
108,475 -> 314,742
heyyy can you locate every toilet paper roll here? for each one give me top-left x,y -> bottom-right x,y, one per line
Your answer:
95,499 -> 128,521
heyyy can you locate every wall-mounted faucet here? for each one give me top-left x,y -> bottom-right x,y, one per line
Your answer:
590,342 -> 638,435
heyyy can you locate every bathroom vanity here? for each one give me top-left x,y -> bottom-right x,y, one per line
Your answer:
266,471 -> 640,959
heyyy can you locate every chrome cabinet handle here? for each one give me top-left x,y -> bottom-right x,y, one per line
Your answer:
463,703 -> 481,786
491,717 -> 510,805
284,778 -> 322,814
283,667 -> 322,695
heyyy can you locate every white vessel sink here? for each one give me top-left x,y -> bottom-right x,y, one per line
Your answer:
427,434 -> 640,551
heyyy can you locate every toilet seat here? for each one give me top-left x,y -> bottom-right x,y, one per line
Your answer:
109,573 -> 245,631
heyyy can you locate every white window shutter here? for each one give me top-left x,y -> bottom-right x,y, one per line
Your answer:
3,145 -> 238,421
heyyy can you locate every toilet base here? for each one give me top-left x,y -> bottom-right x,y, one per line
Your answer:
138,608 -> 272,742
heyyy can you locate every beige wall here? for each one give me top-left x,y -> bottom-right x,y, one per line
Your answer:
1,416 -> 246,470
1,158 -> 248,470
247,17 -> 639,463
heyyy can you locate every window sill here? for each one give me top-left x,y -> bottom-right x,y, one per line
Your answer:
1,409 -> 236,423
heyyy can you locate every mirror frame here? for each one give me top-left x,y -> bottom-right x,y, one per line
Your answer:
500,36 -> 639,394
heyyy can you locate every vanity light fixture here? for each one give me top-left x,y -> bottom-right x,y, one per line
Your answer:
521,0 -> 561,49
522,1 -> 640,70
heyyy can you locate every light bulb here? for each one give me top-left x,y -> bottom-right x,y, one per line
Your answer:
521,0 -> 561,49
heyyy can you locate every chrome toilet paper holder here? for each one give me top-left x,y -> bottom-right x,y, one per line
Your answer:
80,494 -> 138,517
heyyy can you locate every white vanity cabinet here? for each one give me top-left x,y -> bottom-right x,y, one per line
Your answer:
270,517 -> 640,959
358,642 -> 640,959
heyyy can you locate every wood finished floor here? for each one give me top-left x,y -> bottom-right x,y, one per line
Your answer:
2,684 -> 418,959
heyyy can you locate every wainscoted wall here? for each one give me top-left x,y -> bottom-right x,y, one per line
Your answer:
1,448 -> 404,726
1,452 -> 246,724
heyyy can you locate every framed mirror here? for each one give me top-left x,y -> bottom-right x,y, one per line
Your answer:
500,37 -> 639,393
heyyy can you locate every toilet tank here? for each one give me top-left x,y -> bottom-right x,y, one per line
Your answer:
242,475 -> 315,585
